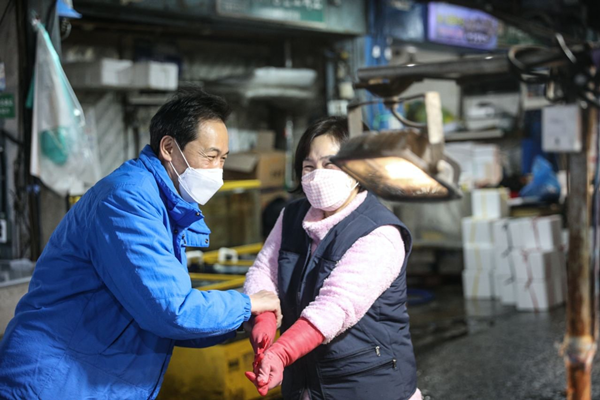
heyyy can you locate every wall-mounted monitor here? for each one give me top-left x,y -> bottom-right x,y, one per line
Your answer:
427,2 -> 498,50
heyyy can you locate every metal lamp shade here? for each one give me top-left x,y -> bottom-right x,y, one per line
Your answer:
331,131 -> 462,202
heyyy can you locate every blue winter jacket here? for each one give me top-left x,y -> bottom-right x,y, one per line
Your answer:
0,145 -> 252,399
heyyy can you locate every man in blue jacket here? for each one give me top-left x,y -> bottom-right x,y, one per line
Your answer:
0,89 -> 281,399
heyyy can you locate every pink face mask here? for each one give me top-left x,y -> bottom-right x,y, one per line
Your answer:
301,169 -> 358,211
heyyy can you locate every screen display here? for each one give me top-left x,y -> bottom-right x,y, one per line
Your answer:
428,2 -> 498,50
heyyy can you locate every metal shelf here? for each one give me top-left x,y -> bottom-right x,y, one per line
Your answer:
445,128 -> 504,142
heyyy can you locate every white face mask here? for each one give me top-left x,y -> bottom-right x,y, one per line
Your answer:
301,169 -> 358,212
170,142 -> 224,205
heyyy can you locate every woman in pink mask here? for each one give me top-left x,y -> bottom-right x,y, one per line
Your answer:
244,117 -> 421,400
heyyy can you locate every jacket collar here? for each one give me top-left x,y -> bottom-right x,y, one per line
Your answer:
138,145 -> 209,232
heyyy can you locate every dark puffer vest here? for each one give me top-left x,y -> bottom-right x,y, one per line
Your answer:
277,193 -> 417,400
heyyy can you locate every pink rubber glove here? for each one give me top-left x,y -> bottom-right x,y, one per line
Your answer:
245,317 -> 325,396
249,312 -> 277,370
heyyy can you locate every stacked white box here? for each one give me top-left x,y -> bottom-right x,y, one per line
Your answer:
514,261 -> 564,311
492,220 -> 512,274
463,269 -> 495,299
472,188 -> 509,220
508,215 -> 565,312
461,216 -> 497,299
446,143 -> 502,189
463,244 -> 495,271
493,270 -> 516,304
462,217 -> 495,245
461,189 -> 518,300
508,215 -> 562,252
64,59 -> 133,89
510,249 -> 561,281
491,219 -> 517,304
127,61 -> 179,91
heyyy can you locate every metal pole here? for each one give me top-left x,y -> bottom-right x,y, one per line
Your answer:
564,104 -> 597,400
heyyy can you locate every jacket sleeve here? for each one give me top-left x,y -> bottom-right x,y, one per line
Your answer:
175,331 -> 236,348
243,210 -> 283,296
90,182 -> 252,341
300,225 -> 405,343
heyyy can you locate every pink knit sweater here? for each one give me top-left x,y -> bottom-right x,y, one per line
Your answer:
244,192 -> 422,400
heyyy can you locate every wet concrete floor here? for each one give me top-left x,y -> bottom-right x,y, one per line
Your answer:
409,286 -> 600,400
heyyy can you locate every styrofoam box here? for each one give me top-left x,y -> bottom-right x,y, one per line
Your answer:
472,189 -> 509,220
510,249 -> 562,281
508,216 -> 562,251
128,61 -> 178,91
494,248 -> 513,276
462,217 -> 496,245
64,59 -> 133,89
462,269 -> 495,299
472,145 -> 502,186
515,275 -> 564,311
492,219 -> 512,254
494,271 -> 516,305
492,270 -> 503,300
464,244 -> 495,271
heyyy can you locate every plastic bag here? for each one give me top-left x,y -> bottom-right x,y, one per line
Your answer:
30,21 -> 98,195
519,156 -> 561,202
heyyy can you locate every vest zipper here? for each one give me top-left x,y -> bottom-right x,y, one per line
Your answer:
320,346 -> 375,364
297,239 -> 314,306
376,346 -> 381,356
320,358 -> 396,380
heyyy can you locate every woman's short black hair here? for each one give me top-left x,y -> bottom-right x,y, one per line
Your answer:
291,116 -> 368,194
149,88 -> 231,154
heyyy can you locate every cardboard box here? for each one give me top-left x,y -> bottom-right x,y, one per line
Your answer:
224,131 -> 286,189
64,59 -> 133,89
462,269 -> 494,299
511,249 -> 562,281
463,244 -> 495,271
494,271 -> 516,304
508,216 -> 562,251
224,151 -> 286,188
515,276 -> 564,311
472,188 -> 509,219
128,61 -> 178,91
461,217 -> 496,245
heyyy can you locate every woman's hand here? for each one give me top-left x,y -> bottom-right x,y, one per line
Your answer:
245,350 -> 285,396
248,312 -> 278,370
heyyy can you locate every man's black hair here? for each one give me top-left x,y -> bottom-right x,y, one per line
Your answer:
149,88 -> 231,153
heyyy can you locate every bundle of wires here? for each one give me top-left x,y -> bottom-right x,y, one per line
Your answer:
507,33 -> 600,107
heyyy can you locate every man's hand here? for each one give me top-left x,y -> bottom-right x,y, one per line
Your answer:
249,290 -> 282,326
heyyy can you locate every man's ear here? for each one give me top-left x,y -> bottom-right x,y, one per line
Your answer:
158,136 -> 175,162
